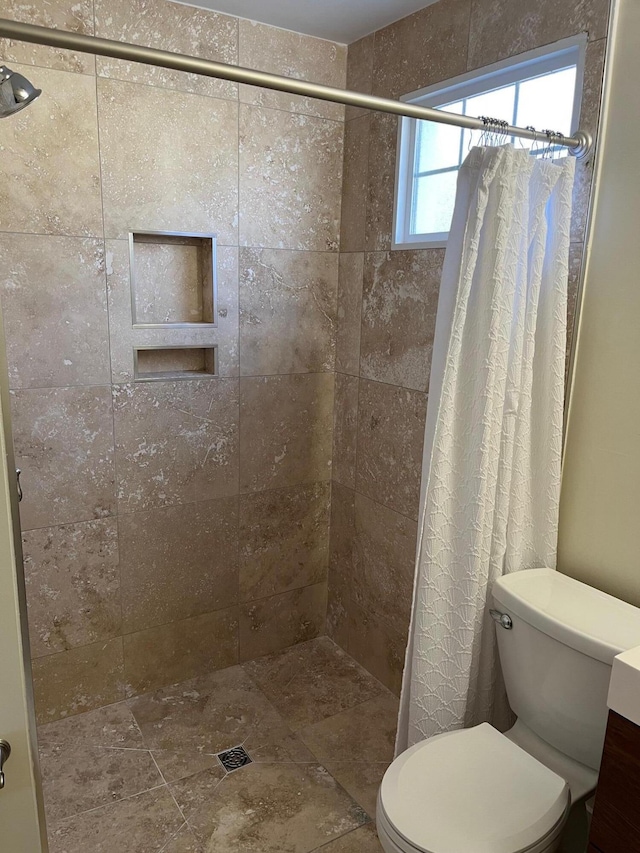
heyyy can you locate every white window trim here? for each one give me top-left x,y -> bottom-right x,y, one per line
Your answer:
392,34 -> 588,251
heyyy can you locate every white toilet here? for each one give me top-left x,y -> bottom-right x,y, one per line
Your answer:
377,568 -> 640,853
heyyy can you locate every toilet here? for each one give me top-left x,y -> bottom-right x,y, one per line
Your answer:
377,568 -> 640,853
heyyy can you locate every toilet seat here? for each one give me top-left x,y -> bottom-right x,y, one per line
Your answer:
378,724 -> 570,853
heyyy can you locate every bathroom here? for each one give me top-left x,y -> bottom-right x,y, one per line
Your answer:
0,0 -> 639,850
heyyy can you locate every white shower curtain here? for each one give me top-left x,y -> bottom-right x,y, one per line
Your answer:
396,145 -> 575,753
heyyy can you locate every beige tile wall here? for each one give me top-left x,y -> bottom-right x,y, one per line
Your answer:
327,0 -> 610,694
0,0 -> 610,718
0,0 -> 345,722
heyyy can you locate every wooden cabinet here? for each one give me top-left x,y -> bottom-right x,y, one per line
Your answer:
588,710 -> 640,852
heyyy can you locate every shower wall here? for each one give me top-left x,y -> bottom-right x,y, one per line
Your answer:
0,0 -> 345,722
327,0 -> 611,694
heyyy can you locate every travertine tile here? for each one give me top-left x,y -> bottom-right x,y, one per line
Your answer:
38,702 -> 145,750
298,693 -> 399,764
239,483 -> 330,602
95,0 -> 238,100
327,489 -> 413,697
355,379 -> 427,519
0,0 -> 95,74
351,493 -> 417,633
335,253 -> 364,376
123,607 -> 239,696
318,761 -> 388,818
132,241 -> 206,326
468,0 -> 609,69
239,104 -> 343,252
571,39 -> 607,243
365,112 -> 400,252
11,386 -> 115,530
239,374 -> 334,492
318,824 -> 383,852
326,483 -> 355,649
239,19 -> 347,121
0,235 -> 110,389
23,519 -> 120,657
340,116 -> 371,253
242,638 -> 316,695
162,823 -> 205,853
348,601 -> 408,696
119,498 -> 239,633
128,665 -> 281,756
239,583 -> 327,661
47,787 -> 184,853
239,248 -> 338,375
332,373 -> 359,489
245,727 -> 317,765
170,762 -> 368,852
0,65 -> 102,237
40,740 -> 162,822
149,749 -> 224,785
113,379 -> 239,512
372,0 -> 471,99
360,250 -> 443,392
32,638 -> 125,724
245,636 -> 384,731
345,34 -> 374,121
107,240 -> 239,381
98,78 -> 238,243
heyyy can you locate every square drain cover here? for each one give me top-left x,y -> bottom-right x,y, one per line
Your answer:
218,746 -> 252,771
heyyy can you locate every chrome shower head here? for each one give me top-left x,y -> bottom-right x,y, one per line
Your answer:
0,65 -> 41,118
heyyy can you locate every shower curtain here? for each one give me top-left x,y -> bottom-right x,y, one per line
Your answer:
396,145 -> 575,753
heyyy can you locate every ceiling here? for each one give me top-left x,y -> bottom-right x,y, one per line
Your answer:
170,0 -> 436,44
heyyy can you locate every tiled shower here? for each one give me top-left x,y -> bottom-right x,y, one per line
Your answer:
0,0 -> 345,722
0,0 -> 608,761
0,0 -> 608,726
0,0 -> 611,849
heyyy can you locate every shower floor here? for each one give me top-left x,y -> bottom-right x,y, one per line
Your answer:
39,637 -> 395,852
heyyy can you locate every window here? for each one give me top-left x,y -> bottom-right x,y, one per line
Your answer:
393,36 -> 586,249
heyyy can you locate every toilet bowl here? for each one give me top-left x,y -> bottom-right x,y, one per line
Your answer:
377,724 -> 570,853
378,569 -> 640,853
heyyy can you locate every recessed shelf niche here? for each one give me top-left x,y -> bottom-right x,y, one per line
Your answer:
129,231 -> 217,328
134,346 -> 217,382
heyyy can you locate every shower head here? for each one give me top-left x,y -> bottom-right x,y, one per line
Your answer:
0,65 -> 41,118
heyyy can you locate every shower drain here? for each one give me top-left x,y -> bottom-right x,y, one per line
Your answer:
218,745 -> 252,771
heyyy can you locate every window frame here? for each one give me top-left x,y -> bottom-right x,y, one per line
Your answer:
392,34 -> 587,250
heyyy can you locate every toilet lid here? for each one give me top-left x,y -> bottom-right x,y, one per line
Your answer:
379,724 -> 570,853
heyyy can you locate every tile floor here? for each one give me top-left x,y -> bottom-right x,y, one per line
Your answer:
39,637 -> 396,852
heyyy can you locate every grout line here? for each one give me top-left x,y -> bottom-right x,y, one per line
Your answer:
307,821 -> 374,853
27,580 -> 325,664
156,822 -> 190,853
52,781 -> 169,823
0,230 -> 345,255
235,52 -> 243,663
21,477 -> 332,535
12,54 -> 347,126
151,751 -> 194,831
11,369 -> 341,394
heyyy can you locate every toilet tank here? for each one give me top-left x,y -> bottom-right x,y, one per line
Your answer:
491,568 -> 640,770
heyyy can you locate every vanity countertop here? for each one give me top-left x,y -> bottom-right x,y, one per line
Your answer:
607,644 -> 640,727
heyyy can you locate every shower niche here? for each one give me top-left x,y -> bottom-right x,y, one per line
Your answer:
134,345 -> 217,381
129,231 -> 217,328
128,230 -> 220,382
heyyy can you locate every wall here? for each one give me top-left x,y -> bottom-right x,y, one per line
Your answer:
327,0 -> 610,694
0,0 -> 345,722
558,0 -> 640,607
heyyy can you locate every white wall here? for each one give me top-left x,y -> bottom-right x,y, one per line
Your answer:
559,0 -> 640,606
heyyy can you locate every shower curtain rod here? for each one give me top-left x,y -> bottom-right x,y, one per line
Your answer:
0,18 -> 592,157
